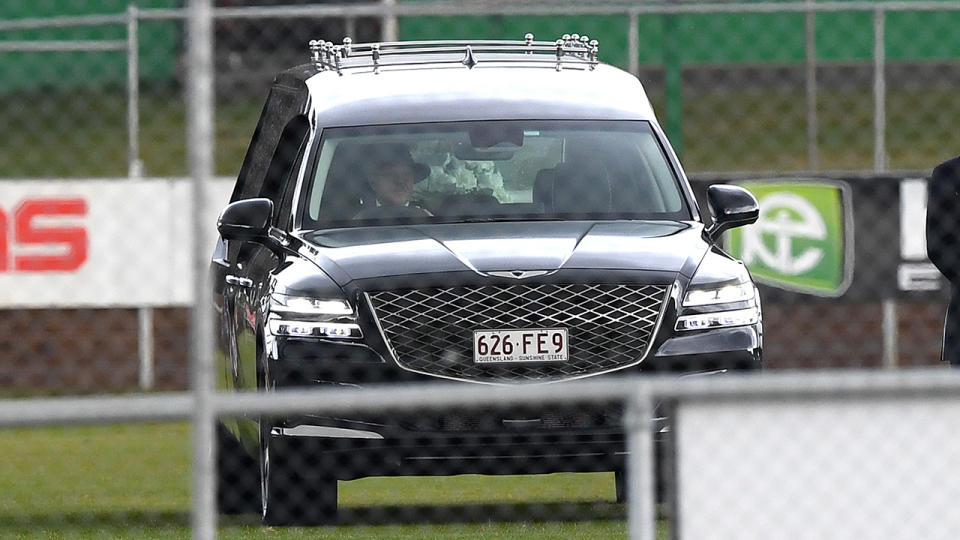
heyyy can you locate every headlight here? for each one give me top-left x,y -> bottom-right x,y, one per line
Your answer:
682,280 -> 755,307
270,294 -> 353,319
676,280 -> 759,331
268,320 -> 362,338
268,294 -> 362,339
676,254 -> 760,331
675,308 -> 760,331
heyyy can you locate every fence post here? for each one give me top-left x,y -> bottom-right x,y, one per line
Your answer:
187,0 -> 217,537
127,4 -> 154,391
883,298 -> 899,368
127,3 -> 154,392
127,4 -> 142,179
345,16 -> 356,41
805,0 -> 818,171
626,391 -> 657,540
875,7 -> 895,370
138,307 -> 155,390
628,9 -> 639,77
381,0 -> 398,42
663,8 -> 683,160
873,7 -> 887,173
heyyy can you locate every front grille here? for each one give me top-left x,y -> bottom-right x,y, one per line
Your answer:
367,283 -> 669,383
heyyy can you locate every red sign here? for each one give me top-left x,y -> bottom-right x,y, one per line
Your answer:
0,198 -> 88,272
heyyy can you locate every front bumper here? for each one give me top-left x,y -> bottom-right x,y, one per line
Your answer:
268,425 -> 629,480
269,323 -> 761,385
260,323 -> 758,479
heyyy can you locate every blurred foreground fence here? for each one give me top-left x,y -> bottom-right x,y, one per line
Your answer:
3,1 -> 960,538
3,371 -> 960,539
0,0 -> 960,393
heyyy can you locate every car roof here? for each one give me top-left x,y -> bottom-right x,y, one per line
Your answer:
297,59 -> 658,127
272,37 -> 660,126
271,37 -> 654,124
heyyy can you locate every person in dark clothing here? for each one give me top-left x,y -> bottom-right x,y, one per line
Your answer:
926,155 -> 960,365
353,143 -> 432,219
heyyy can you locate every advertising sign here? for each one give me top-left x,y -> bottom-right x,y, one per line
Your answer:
0,175 -> 948,308
0,179 -> 232,308
727,181 -> 854,297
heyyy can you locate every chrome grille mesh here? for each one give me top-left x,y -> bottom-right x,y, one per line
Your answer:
367,283 -> 669,383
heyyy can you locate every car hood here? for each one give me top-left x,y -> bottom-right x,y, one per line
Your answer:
298,221 -> 707,286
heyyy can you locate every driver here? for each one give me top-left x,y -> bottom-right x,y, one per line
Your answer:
355,143 -> 431,216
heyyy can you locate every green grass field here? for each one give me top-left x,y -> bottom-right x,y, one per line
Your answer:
0,422 -> 650,539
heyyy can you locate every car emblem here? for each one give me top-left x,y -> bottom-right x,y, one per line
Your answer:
486,270 -> 550,280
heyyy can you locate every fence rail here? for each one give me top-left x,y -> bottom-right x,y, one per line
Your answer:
8,0 -> 960,29
2,368 -> 957,539
5,369 -> 958,429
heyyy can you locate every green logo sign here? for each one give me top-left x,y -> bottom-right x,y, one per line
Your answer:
726,181 -> 852,296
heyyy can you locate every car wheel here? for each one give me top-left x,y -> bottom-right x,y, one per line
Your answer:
260,420 -> 338,526
216,422 -> 261,514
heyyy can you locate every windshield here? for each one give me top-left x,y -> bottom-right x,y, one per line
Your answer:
300,120 -> 689,229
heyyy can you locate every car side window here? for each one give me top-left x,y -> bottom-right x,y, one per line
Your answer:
260,115 -> 310,228
230,86 -> 303,204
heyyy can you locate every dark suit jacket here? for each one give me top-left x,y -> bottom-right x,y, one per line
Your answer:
926,155 -> 960,364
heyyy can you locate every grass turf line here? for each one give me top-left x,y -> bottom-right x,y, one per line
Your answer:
0,422 -> 648,539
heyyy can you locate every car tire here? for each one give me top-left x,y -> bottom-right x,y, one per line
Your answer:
216,422 -> 261,514
260,422 -> 339,526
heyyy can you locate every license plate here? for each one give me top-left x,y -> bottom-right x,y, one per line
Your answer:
473,328 -> 569,364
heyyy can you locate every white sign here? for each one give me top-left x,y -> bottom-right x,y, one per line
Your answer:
0,178 -> 233,308
678,397 -> 960,540
898,178 -> 943,291
900,178 -> 928,261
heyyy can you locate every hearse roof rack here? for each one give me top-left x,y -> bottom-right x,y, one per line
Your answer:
308,33 -> 600,75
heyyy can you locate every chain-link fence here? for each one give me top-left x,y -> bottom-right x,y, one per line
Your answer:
2,1 -> 960,538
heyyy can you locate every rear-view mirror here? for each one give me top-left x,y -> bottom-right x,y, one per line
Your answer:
468,123 -> 524,148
